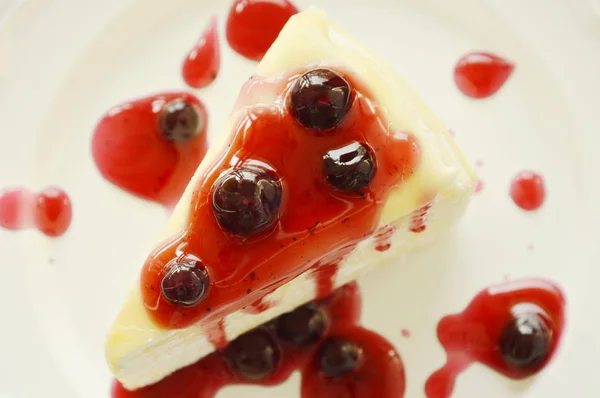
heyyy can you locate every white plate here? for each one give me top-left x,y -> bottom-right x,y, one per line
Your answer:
0,0 -> 599,397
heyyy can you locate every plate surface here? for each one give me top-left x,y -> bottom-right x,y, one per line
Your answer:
0,0 -> 599,397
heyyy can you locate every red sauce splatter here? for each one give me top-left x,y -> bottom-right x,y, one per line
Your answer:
0,186 -> 72,237
475,160 -> 484,168
182,16 -> 221,89
401,329 -> 411,338
91,92 -> 208,209
475,179 -> 484,193
374,225 -> 395,252
140,69 -> 420,329
510,170 -> 545,211
226,0 -> 298,61
454,52 -> 515,99
425,279 -> 565,398
112,283 -> 406,398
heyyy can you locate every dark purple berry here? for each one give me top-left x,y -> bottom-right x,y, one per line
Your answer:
160,257 -> 209,307
289,69 -> 353,132
499,313 -> 552,370
226,330 -> 281,380
159,99 -> 203,141
276,304 -> 327,346
212,165 -> 282,237
318,337 -> 362,377
323,141 -> 376,192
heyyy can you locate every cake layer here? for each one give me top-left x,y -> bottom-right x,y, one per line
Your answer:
106,8 -> 476,390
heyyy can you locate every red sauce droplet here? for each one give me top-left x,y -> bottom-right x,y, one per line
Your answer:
91,92 -> 208,209
401,329 -> 411,338
112,283 -> 406,398
475,179 -> 484,193
0,186 -> 72,237
140,70 -> 420,329
182,16 -> 221,89
226,0 -> 299,61
424,279 -> 565,398
509,170 -> 545,211
454,52 -> 515,99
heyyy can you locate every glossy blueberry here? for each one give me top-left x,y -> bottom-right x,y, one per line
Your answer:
160,257 -> 209,307
276,304 -> 327,346
159,99 -> 203,141
499,313 -> 552,370
226,330 -> 281,380
318,337 -> 362,377
289,69 -> 353,132
212,165 -> 282,237
323,141 -> 376,192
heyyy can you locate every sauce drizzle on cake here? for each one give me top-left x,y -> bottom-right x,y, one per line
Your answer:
112,283 -> 406,398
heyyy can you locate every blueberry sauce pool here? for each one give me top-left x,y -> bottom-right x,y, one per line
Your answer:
141,69 -> 420,329
425,279 -> 566,398
92,92 -> 208,209
112,283 -> 406,398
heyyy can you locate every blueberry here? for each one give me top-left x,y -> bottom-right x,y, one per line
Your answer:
323,141 -> 376,192
276,304 -> 327,346
289,69 -> 353,132
159,99 -> 203,141
212,165 -> 282,237
499,313 -> 552,370
318,337 -> 362,377
160,257 -> 209,307
225,330 -> 281,380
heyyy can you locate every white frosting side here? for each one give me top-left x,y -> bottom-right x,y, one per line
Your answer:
105,8 -> 476,390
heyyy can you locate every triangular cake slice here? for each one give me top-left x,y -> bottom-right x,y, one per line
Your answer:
106,8 -> 476,390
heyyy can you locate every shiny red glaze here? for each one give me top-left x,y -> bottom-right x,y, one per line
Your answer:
91,92 -> 208,208
182,16 -> 220,89
510,170 -> 545,211
113,283 -> 405,398
226,0 -> 298,61
425,279 -> 566,398
0,186 -> 72,237
140,71 -> 420,329
454,52 -> 515,99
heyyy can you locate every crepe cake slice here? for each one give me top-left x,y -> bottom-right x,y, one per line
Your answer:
105,8 -> 476,390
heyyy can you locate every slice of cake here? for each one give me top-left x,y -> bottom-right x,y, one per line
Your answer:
106,8 -> 476,390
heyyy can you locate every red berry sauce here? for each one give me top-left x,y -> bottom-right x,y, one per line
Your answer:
182,16 -> 221,89
510,170 -> 545,211
425,279 -> 565,398
454,52 -> 515,99
226,0 -> 298,61
112,283 -> 406,398
0,186 -> 72,237
92,92 -> 208,209
140,69 -> 420,329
